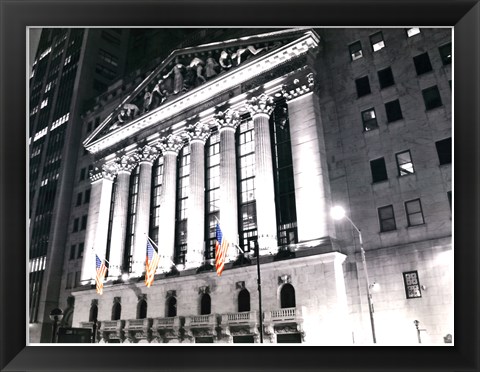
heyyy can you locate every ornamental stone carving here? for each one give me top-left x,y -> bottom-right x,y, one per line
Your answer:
157,134 -> 184,155
134,145 -> 159,164
115,154 -> 137,174
281,72 -> 315,101
89,163 -> 118,182
213,109 -> 240,131
185,122 -> 211,144
245,94 -> 275,117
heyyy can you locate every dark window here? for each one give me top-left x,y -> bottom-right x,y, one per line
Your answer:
112,302 -> 121,320
137,299 -> 147,319
439,43 -> 452,65
233,335 -> 255,343
84,189 -> 91,203
277,333 -> 302,343
167,297 -> 177,317
280,284 -> 296,308
79,167 -> 86,181
413,52 -> 433,75
403,271 -> 422,299
378,67 -> 395,89
94,117 -> 100,128
76,192 -> 82,206
385,99 -> 403,122
77,242 -> 84,258
378,205 -> 396,232
355,76 -> 371,97
406,28 -> 421,38
435,138 -> 451,165
422,86 -> 442,110
405,198 -> 425,226
69,245 -> 76,260
81,215 -> 87,230
447,191 -> 452,210
370,157 -> 388,183
349,41 -> 363,61
87,121 -> 93,133
73,218 -> 79,232
396,150 -> 415,176
238,289 -> 251,312
370,32 -> 385,52
361,108 -> 378,131
200,294 -> 211,315
89,304 -> 98,322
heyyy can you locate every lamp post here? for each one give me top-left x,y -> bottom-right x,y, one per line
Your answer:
331,206 -> 377,344
49,308 -> 64,343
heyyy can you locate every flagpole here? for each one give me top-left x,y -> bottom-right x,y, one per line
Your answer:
213,216 -> 245,255
255,240 -> 264,343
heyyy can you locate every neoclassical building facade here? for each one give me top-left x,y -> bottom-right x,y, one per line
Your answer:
70,28 -> 452,344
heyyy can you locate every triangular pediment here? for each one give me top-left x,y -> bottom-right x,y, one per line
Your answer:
84,28 -> 319,154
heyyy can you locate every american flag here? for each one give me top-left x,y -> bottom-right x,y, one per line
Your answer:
215,223 -> 230,276
95,254 -> 107,295
145,239 -> 160,287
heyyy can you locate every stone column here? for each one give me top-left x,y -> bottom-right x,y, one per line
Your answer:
157,134 -> 184,268
108,154 -> 137,279
246,94 -> 278,255
214,109 -> 240,262
185,123 -> 211,269
131,145 -> 159,277
80,163 -> 117,283
283,73 -> 333,243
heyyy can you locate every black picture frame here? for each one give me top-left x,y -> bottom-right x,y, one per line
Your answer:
1,0 -> 478,371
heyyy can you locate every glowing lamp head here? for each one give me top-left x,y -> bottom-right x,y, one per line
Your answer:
331,206 -> 346,221
121,273 -> 129,281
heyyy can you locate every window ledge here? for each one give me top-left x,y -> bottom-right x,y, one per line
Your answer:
387,118 -> 404,125
379,228 -> 397,234
397,172 -> 416,179
406,223 -> 426,229
371,179 -> 389,186
425,104 -> 444,112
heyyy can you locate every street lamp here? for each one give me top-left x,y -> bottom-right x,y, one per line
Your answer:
49,308 -> 64,343
331,206 -> 377,344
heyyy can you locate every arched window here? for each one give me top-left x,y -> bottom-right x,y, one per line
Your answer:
238,289 -> 250,312
112,302 -> 121,320
89,304 -> 98,322
137,299 -> 147,319
280,283 -> 296,309
167,297 -> 177,317
200,294 -> 211,315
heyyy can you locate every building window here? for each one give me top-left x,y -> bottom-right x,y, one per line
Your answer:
74,272 -> 81,287
81,215 -> 87,230
370,157 -> 388,183
79,167 -> 86,181
149,157 -> 164,244
175,146 -> 189,265
355,76 -> 371,97
413,52 -> 433,75
280,284 -> 296,308
125,166 -> 140,273
378,205 -> 396,232
238,289 -> 251,312
405,198 -> 425,226
406,27 -> 421,37
403,271 -> 422,299
439,43 -> 452,65
205,132 -> 220,260
84,189 -> 91,203
447,191 -> 452,210
370,32 -> 385,52
76,192 -> 82,206
422,86 -> 442,110
385,99 -> 403,122
200,294 -> 211,315
69,245 -> 76,260
137,299 -> 147,319
378,67 -> 395,89
349,41 -> 363,61
112,302 -> 121,320
73,218 -> 79,232
66,273 -> 73,289
361,108 -> 378,131
396,150 -> 415,176
167,296 -> 177,317
87,121 -> 93,133
98,49 -> 119,67
78,242 -> 84,258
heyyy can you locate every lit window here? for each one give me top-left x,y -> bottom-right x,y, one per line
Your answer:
435,137 -> 451,165
413,52 -> 433,75
40,98 -> 48,109
422,86 -> 442,110
361,108 -> 378,131
378,205 -> 396,232
349,41 -> 363,61
370,157 -> 388,183
405,198 -> 425,226
44,82 -> 52,93
370,32 -> 385,52
385,99 -> 403,122
439,43 -> 452,65
355,76 -> 371,97
64,55 -> 71,66
396,150 -> 414,176
403,271 -> 422,299
406,28 -> 421,37
378,67 -> 395,89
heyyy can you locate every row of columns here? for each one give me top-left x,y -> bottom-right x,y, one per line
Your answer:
81,89 -> 331,283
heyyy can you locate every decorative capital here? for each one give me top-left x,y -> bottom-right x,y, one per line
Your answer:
213,109 -> 240,132
134,145 -> 159,164
115,154 -> 137,174
281,73 -> 315,101
185,122 -> 211,144
245,94 -> 275,118
158,134 -> 184,155
90,162 -> 118,182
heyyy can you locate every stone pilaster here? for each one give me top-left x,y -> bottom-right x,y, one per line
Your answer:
246,94 -> 278,255
283,73 -> 333,243
131,145 -> 159,276
80,163 -> 117,282
214,109 -> 240,261
108,154 -> 137,279
185,123 -> 211,268
157,134 -> 184,268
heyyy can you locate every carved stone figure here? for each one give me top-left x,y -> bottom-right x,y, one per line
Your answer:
163,58 -> 185,95
189,56 -> 206,84
151,79 -> 168,108
219,50 -> 232,69
143,90 -> 152,113
205,52 -> 219,79
231,45 -> 264,66
123,103 -> 140,119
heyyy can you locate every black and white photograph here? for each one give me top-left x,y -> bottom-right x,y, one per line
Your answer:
27,27 -> 453,346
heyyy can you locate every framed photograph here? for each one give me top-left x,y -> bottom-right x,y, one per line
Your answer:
1,0 -> 478,371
